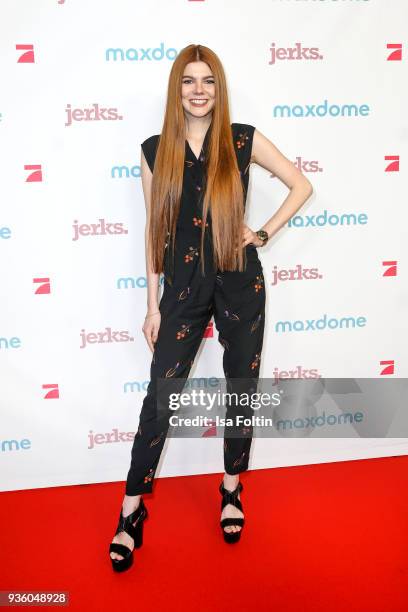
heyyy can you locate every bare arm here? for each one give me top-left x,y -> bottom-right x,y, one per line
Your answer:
243,128 -> 313,247
140,148 -> 161,352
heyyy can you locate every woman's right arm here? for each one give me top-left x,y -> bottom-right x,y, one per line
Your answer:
140,147 -> 161,352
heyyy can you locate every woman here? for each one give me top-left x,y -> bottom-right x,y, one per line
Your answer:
109,44 -> 313,571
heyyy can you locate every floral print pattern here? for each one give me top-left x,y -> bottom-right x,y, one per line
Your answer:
232,451 -> 246,468
250,352 -> 261,371
192,216 -> 208,228
143,468 -> 154,484
250,313 -> 262,333
125,124 -> 264,496
176,323 -> 192,340
177,286 -> 191,301
236,130 -> 249,150
184,246 -> 199,263
165,361 -> 180,377
254,273 -> 264,293
224,309 -> 240,321
149,431 -> 165,448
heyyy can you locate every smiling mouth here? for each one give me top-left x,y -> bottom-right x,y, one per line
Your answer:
189,99 -> 208,105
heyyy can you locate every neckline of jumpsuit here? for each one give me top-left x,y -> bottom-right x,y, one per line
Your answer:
124,123 -> 266,496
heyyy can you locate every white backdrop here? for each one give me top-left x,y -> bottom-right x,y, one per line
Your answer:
1,0 -> 407,492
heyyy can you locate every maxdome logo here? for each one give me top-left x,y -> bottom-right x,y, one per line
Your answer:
275,313 -> 367,333
288,209 -> 368,228
273,99 -> 369,118
117,275 -> 165,289
106,43 -> 178,62
1,438 -> 31,452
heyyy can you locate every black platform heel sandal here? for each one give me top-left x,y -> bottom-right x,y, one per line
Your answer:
219,480 -> 244,544
109,497 -> 148,572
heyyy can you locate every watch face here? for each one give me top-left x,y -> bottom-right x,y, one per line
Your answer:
257,230 -> 268,242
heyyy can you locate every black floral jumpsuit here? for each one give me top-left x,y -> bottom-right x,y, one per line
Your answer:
125,123 -> 266,495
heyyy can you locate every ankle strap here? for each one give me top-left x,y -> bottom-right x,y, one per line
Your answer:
219,481 -> 243,510
115,498 -> 146,538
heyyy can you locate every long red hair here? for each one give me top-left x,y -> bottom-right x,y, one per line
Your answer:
148,44 -> 247,279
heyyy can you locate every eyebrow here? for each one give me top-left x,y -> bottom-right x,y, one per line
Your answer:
182,75 -> 214,79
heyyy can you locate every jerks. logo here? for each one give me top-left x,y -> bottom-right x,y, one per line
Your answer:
65,104 -> 123,126
272,265 -> 321,286
80,327 -> 134,349
268,40 -> 404,67
88,428 -> 135,449
292,157 -> 320,174
288,154 -> 400,175
269,42 -> 321,65
73,218 -> 128,241
269,157 -> 320,176
272,366 -> 321,385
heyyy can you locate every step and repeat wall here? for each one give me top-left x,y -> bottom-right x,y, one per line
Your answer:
1,0 -> 407,492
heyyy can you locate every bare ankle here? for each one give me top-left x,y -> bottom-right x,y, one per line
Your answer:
122,494 -> 141,515
223,473 -> 239,491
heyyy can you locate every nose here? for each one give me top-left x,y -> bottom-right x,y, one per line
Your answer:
194,81 -> 204,94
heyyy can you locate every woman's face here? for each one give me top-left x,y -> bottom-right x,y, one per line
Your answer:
181,61 -> 216,118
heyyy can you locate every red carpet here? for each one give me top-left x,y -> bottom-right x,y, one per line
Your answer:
1,455 -> 407,611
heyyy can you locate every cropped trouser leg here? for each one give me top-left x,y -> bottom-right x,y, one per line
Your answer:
213,261 -> 266,475
125,258 -> 266,496
125,278 -> 214,495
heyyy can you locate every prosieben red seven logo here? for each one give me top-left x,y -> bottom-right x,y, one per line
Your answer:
384,156 -> 400,172
24,164 -> 43,182
42,384 -> 59,399
382,260 -> 397,277
33,277 -> 51,294
203,320 -> 213,338
16,44 -> 35,63
386,43 -> 402,61
379,360 -> 395,376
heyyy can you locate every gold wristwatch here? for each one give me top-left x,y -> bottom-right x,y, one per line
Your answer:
255,229 -> 269,246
